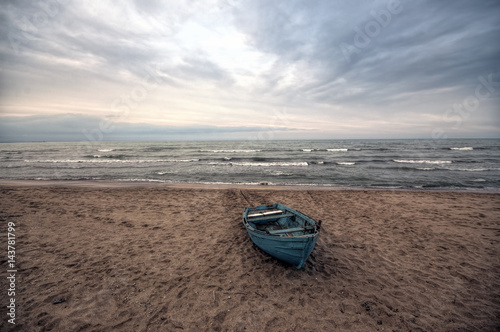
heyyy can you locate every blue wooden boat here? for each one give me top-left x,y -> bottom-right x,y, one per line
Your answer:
242,203 -> 321,269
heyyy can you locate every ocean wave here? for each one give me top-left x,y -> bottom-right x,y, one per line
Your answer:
337,162 -> 355,165
189,180 -> 278,186
118,178 -> 169,183
355,159 -> 387,163
29,164 -> 86,169
234,161 -> 308,167
302,148 -> 349,152
97,149 -> 114,152
450,147 -> 473,151
393,159 -> 452,164
367,165 -> 438,171
271,171 -> 294,176
85,154 -> 128,159
209,161 -> 308,167
142,147 -> 177,152
0,151 -> 22,154
359,148 -> 391,151
443,167 -> 500,172
24,159 -> 199,163
199,149 -> 261,153
0,165 -> 25,168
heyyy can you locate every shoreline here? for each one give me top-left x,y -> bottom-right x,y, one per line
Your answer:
1,178 -> 499,193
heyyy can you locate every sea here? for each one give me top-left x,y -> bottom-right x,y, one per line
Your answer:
1,139 -> 499,191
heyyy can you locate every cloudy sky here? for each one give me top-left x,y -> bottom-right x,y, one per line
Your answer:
0,0 -> 499,142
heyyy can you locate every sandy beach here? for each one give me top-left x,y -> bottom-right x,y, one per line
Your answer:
1,181 -> 499,331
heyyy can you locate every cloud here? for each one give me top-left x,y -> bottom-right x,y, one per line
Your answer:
0,114 -> 297,142
0,0 -> 499,140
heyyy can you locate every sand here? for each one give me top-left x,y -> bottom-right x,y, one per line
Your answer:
0,181 -> 499,331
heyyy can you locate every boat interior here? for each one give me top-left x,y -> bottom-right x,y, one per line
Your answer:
246,209 -> 317,237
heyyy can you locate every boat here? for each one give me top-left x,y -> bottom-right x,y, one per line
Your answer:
242,203 -> 321,269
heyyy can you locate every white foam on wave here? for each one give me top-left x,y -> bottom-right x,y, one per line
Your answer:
393,159 -> 452,164
200,149 -> 261,153
445,167 -> 498,172
337,162 -> 355,165
450,147 -> 473,151
97,149 -> 114,152
169,159 -> 199,163
25,159 -> 199,163
271,171 -> 294,176
197,180 -> 276,186
232,161 -> 308,167
209,161 -> 308,167
327,148 -> 348,152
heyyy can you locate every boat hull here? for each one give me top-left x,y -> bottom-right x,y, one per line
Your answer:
243,203 -> 321,269
246,229 -> 319,269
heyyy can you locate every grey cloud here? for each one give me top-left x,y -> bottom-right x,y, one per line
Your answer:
1,0 -> 499,140
233,0 -> 500,109
175,54 -> 235,85
0,1 -> 234,89
0,114 -> 296,142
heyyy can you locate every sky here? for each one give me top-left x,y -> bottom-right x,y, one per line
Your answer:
0,0 -> 499,142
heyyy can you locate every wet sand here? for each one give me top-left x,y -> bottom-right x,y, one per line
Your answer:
1,181 -> 499,331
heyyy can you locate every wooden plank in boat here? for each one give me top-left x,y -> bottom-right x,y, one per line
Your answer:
248,213 -> 294,223
247,210 -> 283,218
267,227 -> 306,235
